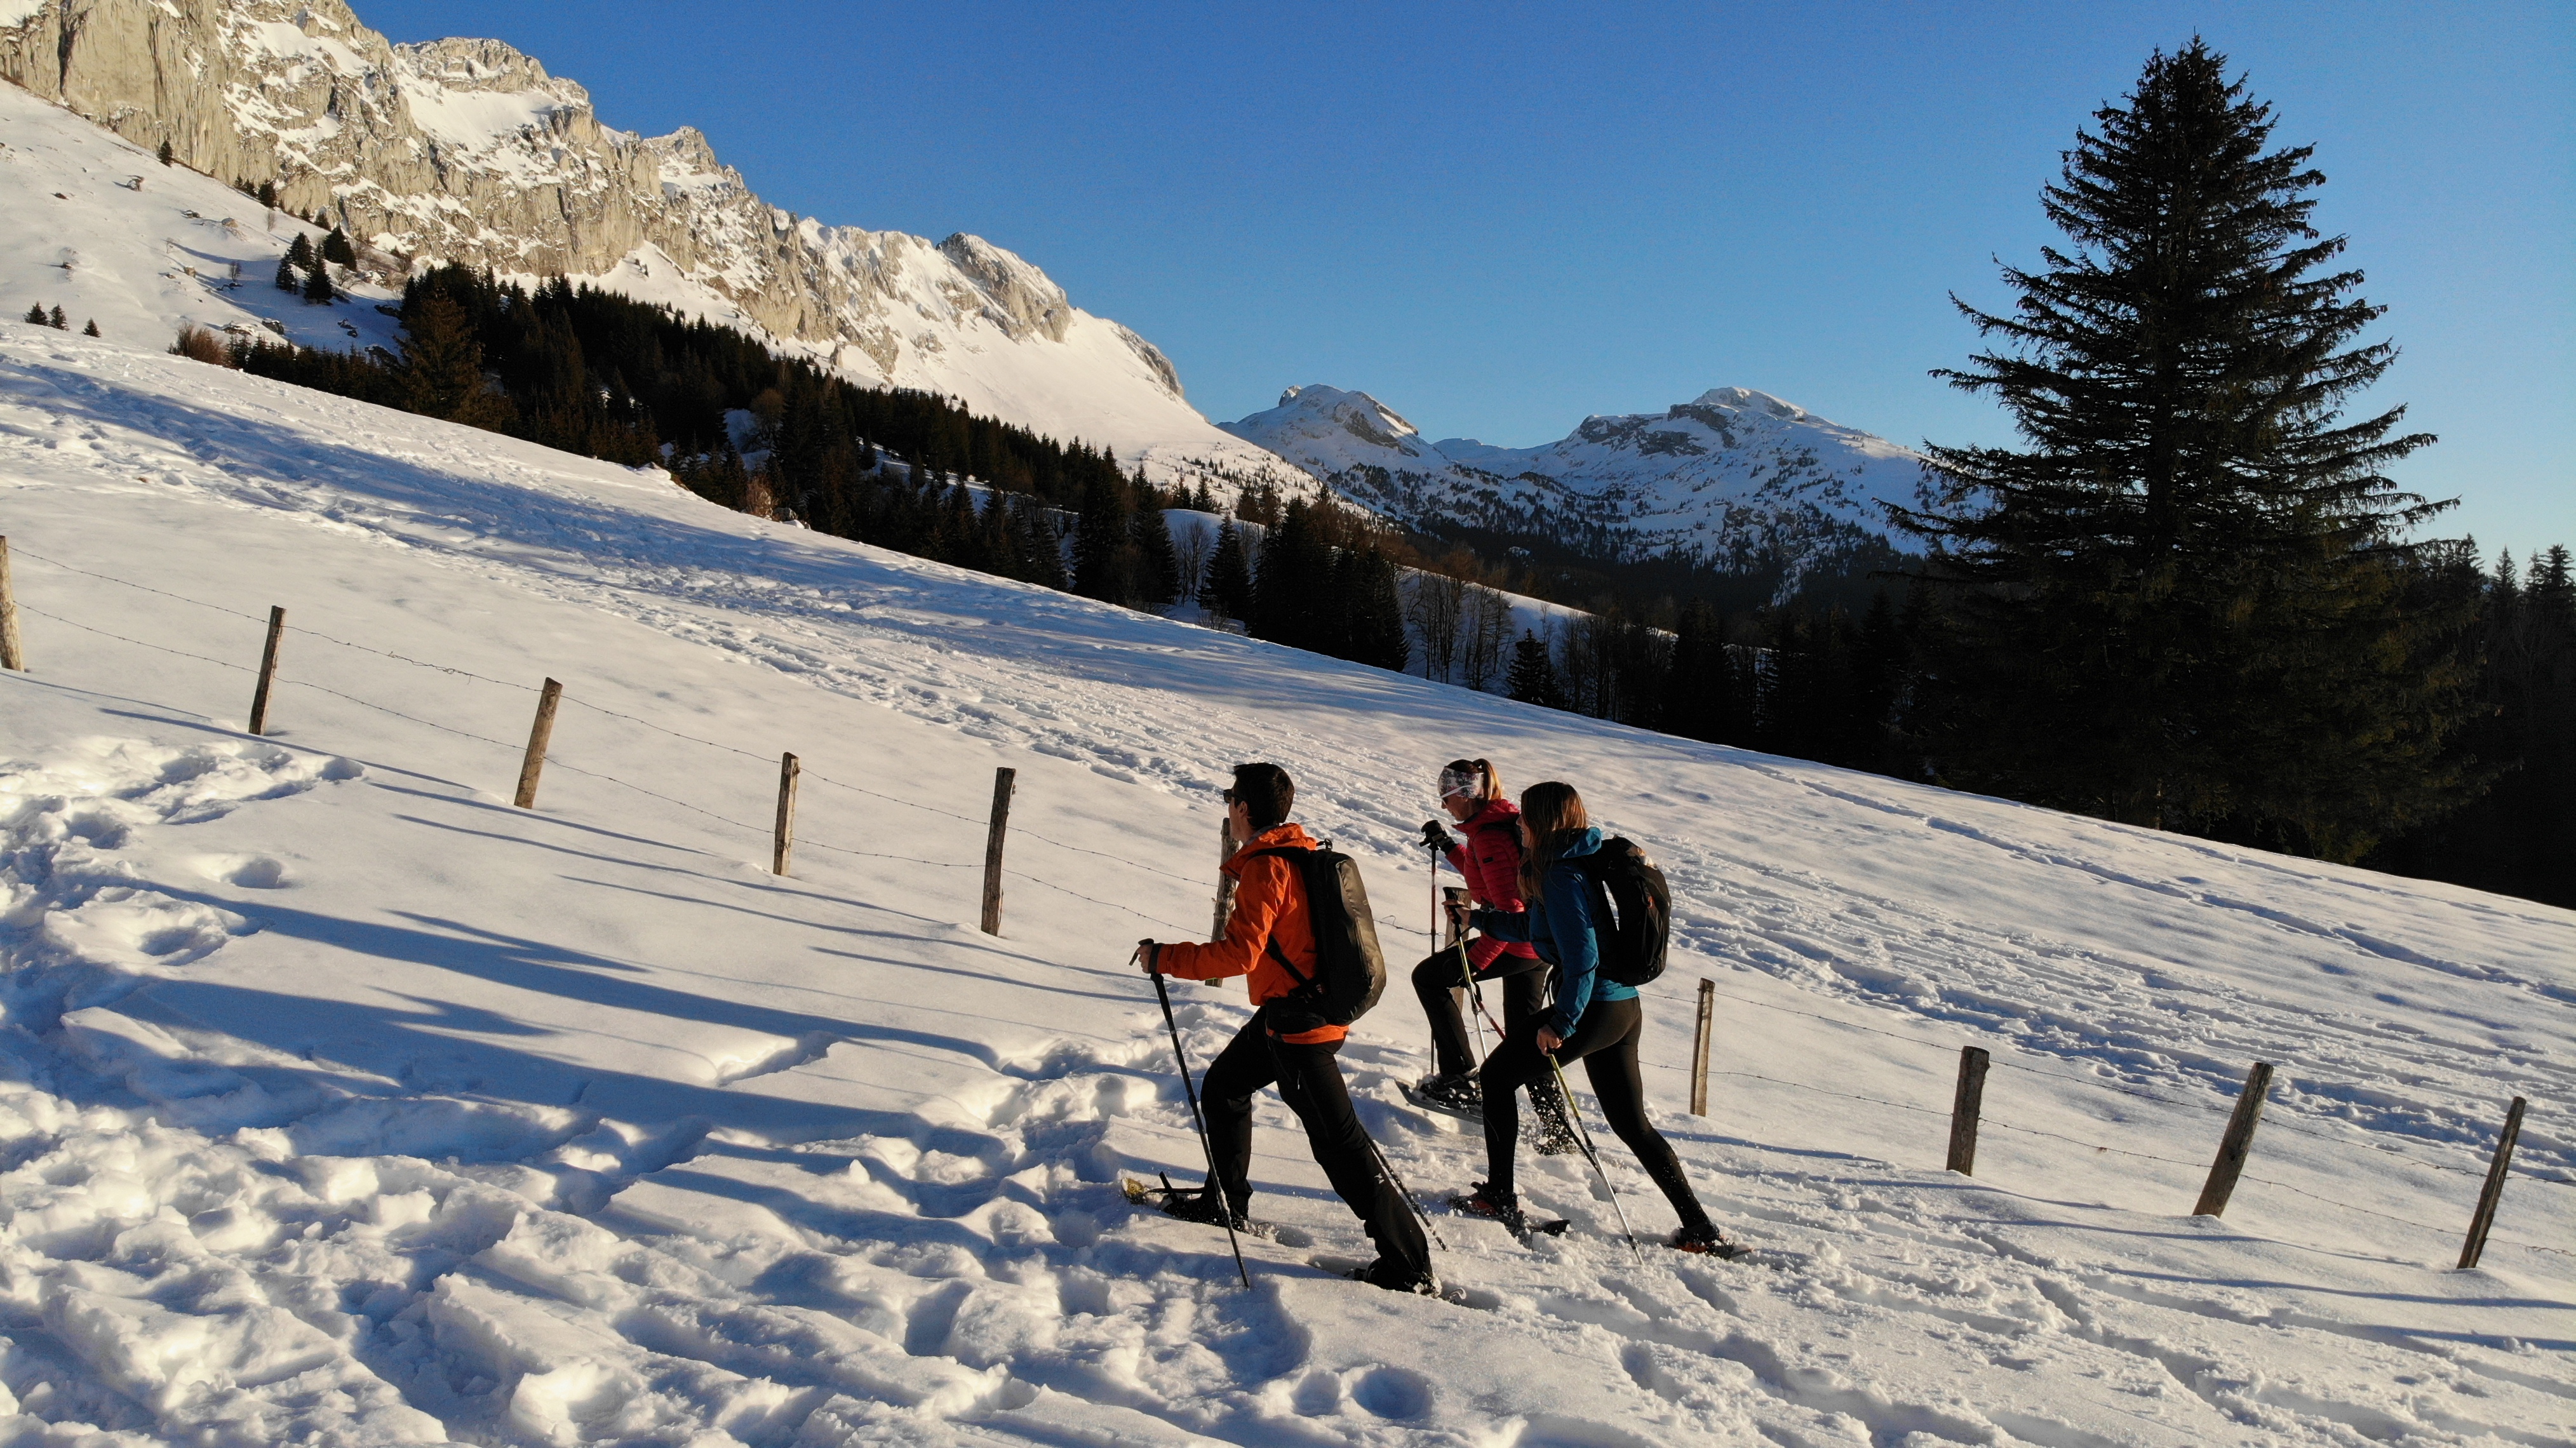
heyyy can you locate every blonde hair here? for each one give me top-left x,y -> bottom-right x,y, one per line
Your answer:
1516,781 -> 1589,900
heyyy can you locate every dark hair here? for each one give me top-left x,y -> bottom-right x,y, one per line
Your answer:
1516,781 -> 1590,900
1228,762 -> 1295,831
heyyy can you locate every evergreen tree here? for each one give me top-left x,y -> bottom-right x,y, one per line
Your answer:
322,226 -> 356,265
256,180 -> 277,208
1895,39 -> 2464,859
81,319 -> 98,337
302,262 -> 335,304
1016,497 -> 1068,590
1201,518 -> 1253,620
1506,631 -> 1563,708
22,304 -> 44,325
46,305 -> 65,330
286,233 -> 316,269
1342,544 -> 1409,671
1130,499 -> 1181,609
157,138 -> 174,166
1251,499 -> 1325,647
1663,601 -> 1747,744
276,256 -> 299,292
1072,470 -> 1134,604
396,288 -> 496,422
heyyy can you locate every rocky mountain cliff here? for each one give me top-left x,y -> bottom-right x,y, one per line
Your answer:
0,0 -> 1308,493
1223,384 -> 1933,577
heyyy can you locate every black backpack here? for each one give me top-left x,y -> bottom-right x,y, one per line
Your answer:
1576,838 -> 1670,988
1253,845 -> 1388,1031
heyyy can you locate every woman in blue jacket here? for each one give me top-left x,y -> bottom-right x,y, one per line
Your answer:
1452,780 -> 1734,1254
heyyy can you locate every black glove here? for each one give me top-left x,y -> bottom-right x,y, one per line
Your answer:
1420,820 -> 1460,854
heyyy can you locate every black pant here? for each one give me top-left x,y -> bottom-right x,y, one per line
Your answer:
1409,945 -> 1547,1080
1200,1009 -> 1431,1278
1477,996 -> 1710,1231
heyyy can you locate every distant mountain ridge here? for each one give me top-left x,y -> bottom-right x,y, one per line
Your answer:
1223,384 -> 1934,579
0,0 -> 1310,495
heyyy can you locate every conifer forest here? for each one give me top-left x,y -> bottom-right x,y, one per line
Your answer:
167,43 -> 2567,911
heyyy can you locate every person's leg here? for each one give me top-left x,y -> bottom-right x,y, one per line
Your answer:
1474,1022 -> 1553,1200
1489,953 -> 1545,1031
1578,1001 -> 1715,1232
1490,957 -> 1573,1139
1270,1036 -> 1432,1280
1195,1014 -> 1280,1213
1409,950 -> 1477,1080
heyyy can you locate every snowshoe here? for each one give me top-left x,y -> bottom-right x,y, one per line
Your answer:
1345,1257 -> 1442,1296
1121,1176 -> 1294,1242
1402,1073 -> 1483,1122
1446,1181 -> 1567,1240
1670,1221 -> 1748,1259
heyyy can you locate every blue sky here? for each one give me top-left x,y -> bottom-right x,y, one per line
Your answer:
361,1 -> 2571,553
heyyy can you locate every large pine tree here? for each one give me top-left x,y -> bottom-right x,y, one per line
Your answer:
1896,40 -> 2467,859
1200,518 -> 1253,620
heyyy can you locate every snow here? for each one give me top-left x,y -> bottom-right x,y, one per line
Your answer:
0,84 -> 405,361
394,81 -> 568,157
1,313 -> 2568,1444
1225,382 -> 1940,576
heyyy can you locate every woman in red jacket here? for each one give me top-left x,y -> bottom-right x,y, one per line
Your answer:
1411,759 -> 1573,1148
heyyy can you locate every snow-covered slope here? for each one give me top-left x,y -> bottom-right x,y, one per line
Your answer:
1,323 -> 2570,1445
0,1 -> 1311,497
1224,383 -> 1936,573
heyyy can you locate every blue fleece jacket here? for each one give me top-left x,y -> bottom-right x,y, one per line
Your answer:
1469,826 -> 1636,1038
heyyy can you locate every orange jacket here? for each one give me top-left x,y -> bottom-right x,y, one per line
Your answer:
1155,823 -> 1343,1043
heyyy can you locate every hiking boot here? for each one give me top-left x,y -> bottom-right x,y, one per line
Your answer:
1670,1221 -> 1745,1258
1347,1257 -> 1441,1295
1449,1181 -> 1527,1235
1160,1188 -> 1247,1231
1413,1072 -> 1481,1115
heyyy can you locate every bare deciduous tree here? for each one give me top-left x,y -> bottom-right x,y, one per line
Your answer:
1405,570 -> 1466,682
1459,584 -> 1514,692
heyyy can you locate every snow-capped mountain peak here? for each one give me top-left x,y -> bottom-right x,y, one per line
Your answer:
1227,381 -> 1935,578
0,0 -> 1306,495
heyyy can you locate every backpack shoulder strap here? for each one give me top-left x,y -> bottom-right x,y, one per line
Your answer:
1245,847 -> 1317,988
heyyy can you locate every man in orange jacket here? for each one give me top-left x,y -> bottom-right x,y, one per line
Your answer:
1140,762 -> 1433,1293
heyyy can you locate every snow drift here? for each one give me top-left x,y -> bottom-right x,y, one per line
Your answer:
0,321 -> 2569,1443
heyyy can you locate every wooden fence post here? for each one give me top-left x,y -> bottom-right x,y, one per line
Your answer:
513,678 -> 562,808
0,535 -> 23,671
772,752 -> 800,876
2193,1061 -> 2274,1217
1689,979 -> 1715,1116
980,767 -> 1014,935
1947,1046 -> 1990,1174
2458,1096 -> 2528,1270
1211,814 -> 1238,938
247,605 -> 286,735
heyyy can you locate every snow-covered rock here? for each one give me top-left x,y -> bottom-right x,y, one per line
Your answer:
1225,382 -> 1938,577
0,0 -> 1311,495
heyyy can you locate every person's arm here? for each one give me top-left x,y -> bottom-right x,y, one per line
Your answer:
1541,865 -> 1600,1039
1468,904 -> 1534,944
1155,856 -> 1284,981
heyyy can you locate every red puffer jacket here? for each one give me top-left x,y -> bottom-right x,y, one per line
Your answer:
1444,796 -> 1536,969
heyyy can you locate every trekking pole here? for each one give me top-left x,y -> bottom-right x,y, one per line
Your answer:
1360,1131 -> 1448,1252
1143,948 -> 1251,1289
1546,1051 -> 1647,1266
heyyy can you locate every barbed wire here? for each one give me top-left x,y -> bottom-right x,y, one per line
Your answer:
15,557 -> 2566,1258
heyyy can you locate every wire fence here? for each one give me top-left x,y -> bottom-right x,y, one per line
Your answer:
4,546 -> 2564,1267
